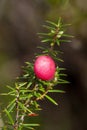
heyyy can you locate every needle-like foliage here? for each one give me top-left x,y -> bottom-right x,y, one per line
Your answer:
0,18 -> 72,130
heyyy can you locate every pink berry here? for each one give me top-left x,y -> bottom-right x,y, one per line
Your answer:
34,55 -> 56,81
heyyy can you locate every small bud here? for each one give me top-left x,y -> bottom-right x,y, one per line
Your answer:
28,113 -> 39,117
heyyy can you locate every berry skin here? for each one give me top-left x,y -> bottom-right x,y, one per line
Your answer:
34,55 -> 56,81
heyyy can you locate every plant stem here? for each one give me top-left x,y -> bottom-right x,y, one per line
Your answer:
20,99 -> 30,124
36,87 -> 50,101
14,86 -> 20,130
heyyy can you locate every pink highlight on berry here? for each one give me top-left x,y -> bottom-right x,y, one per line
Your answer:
34,55 -> 56,81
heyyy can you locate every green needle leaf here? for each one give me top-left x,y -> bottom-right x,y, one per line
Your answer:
41,39 -> 52,43
48,90 -> 65,93
6,85 -> 15,91
4,109 -> 14,125
58,79 -> 70,84
45,95 -> 58,105
43,25 -> 55,30
61,23 -> 72,27
46,20 -> 57,27
57,17 -> 62,27
22,124 -> 40,127
7,99 -> 16,112
59,39 -> 71,43
63,34 -> 74,38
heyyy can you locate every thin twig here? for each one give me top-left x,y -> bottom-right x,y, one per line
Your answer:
14,86 -> 20,130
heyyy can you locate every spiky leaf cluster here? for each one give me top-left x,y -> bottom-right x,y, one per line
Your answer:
0,18 -> 71,130
38,18 -> 73,62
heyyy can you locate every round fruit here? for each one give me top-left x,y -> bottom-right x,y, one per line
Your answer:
34,55 -> 56,81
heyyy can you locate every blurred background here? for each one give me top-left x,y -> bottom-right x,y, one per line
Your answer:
0,0 -> 87,130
